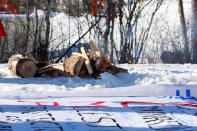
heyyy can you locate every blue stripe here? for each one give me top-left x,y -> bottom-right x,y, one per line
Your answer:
176,90 -> 180,96
186,89 -> 191,97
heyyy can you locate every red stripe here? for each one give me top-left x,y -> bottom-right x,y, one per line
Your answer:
0,20 -> 7,37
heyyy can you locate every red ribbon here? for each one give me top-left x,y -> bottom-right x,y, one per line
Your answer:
0,20 -> 7,38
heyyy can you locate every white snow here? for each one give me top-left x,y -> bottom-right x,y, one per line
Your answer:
1,64 -> 197,95
1,63 -> 197,99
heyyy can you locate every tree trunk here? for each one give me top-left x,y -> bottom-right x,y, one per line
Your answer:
178,0 -> 190,63
44,0 -> 51,61
33,0 -> 39,60
36,0 -> 51,62
191,0 -> 197,63
103,0 -> 112,55
25,0 -> 30,52
110,2 -> 116,63
8,55 -> 36,78
118,0 -> 124,63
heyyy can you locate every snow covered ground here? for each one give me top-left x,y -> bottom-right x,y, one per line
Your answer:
1,64 -> 197,97
0,64 -> 197,131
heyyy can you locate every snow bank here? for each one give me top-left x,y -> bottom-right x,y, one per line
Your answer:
0,64 -> 197,98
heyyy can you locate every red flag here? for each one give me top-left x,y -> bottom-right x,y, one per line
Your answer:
0,20 -> 7,38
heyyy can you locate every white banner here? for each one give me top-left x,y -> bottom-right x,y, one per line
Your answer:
0,96 -> 197,131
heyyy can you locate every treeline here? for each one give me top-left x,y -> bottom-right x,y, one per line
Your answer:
1,0 -> 196,64
7,0 -> 92,16
0,0 -> 93,63
0,0 -> 165,64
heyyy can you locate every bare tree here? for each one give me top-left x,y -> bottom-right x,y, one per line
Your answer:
33,0 -> 51,61
178,0 -> 190,63
191,0 -> 197,63
118,0 -> 138,63
33,0 -> 39,60
42,0 -> 51,61
103,0 -> 113,55
25,0 -> 30,51
115,0 -> 163,64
